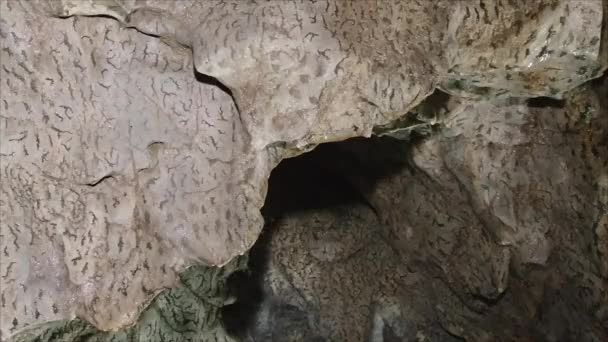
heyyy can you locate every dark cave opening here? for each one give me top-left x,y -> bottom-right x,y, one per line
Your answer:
221,136 -> 410,340
216,80 -> 608,341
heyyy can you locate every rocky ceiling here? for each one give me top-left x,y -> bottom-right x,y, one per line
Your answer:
0,0 -> 607,341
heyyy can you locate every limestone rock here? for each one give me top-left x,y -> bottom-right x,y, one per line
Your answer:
0,0 -> 606,340
237,79 -> 607,341
1,0 -> 264,337
10,257 -> 246,342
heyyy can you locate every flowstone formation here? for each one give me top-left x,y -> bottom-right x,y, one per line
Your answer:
0,0 -> 607,341
239,79 -> 608,341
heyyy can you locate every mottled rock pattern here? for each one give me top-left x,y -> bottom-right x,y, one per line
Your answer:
442,0 -> 606,98
45,0 -> 606,144
230,78 -> 606,341
257,205 -> 460,342
1,0 -> 264,337
382,84 -> 608,341
0,0 -> 606,340
10,256 -> 246,342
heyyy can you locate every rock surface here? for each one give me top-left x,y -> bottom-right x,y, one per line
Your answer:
1,1 -> 267,336
0,0 -> 606,340
236,78 -> 607,341
10,256 -> 246,342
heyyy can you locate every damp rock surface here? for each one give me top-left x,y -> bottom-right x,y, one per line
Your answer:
1,0 -> 266,336
235,79 -> 607,341
0,0 -> 607,340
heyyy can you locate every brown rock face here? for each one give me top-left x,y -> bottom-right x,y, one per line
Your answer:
233,79 -> 607,341
0,0 -> 606,340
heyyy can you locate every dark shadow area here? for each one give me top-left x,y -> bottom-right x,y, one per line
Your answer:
221,136 -> 411,340
219,88 -> 487,341
193,69 -> 242,114
194,69 -> 234,97
411,89 -> 451,118
221,224 -> 270,339
260,141 -> 377,217
526,96 -> 566,108
220,89 -> 456,339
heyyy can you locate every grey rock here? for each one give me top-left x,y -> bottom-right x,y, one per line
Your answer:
0,0 -> 606,340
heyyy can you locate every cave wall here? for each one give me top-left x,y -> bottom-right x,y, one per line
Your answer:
235,80 -> 607,341
0,0 -> 607,341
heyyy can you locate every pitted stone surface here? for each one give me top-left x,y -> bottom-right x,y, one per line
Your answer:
248,81 -> 606,341
1,1 -> 265,337
0,0 -> 606,339
41,0 -> 606,146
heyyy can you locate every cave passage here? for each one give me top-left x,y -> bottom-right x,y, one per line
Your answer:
218,77 -> 608,340
221,136 -> 410,340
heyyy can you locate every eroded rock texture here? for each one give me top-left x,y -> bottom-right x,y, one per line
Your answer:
234,79 -> 608,341
0,0 -> 607,340
1,1 -> 268,337
10,256 -> 246,342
